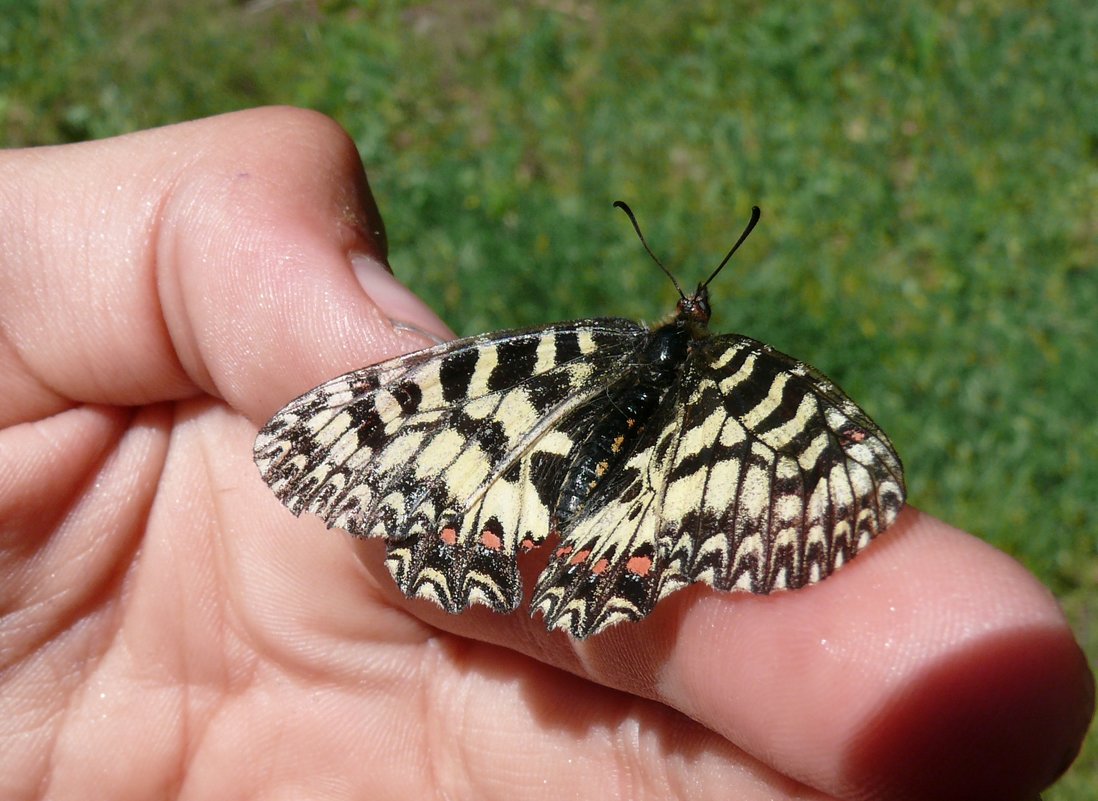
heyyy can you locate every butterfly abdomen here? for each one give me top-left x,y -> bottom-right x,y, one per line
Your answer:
553,322 -> 693,526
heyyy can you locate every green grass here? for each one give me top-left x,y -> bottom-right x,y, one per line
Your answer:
4,1 -> 1095,796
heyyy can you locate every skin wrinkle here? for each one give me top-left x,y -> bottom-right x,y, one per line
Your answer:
0,330 -> 73,429
62,412 -> 175,794
0,649 -> 61,797
168,419 -> 207,797
95,187 -> 149,380
178,677 -> 233,798
3,408 -> 136,668
0,180 -> 72,424
0,408 -> 87,549
454,662 -> 486,801
418,640 -> 456,801
614,706 -> 648,800
148,161 -> 202,401
162,172 -> 264,404
26,614 -> 114,799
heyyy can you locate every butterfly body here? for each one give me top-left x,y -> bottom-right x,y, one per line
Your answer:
254,208 -> 906,638
554,311 -> 693,527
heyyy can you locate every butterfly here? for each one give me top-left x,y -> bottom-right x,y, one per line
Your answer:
253,203 -> 906,638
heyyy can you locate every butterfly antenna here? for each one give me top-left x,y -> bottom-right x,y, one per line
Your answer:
613,200 -> 686,300
700,205 -> 762,289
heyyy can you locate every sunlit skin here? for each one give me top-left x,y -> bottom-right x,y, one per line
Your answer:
0,107 -> 1091,801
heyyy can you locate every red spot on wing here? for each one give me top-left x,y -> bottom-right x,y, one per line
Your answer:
555,545 -> 573,558
520,536 -> 536,551
626,555 -> 653,576
842,426 -> 867,444
439,526 -> 458,546
591,558 -> 610,575
569,549 -> 591,565
480,529 -> 502,550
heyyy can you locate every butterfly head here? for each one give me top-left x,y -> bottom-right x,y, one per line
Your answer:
676,284 -> 712,327
613,201 -> 761,332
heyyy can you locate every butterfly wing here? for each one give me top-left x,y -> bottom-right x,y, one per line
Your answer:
254,319 -> 647,614
531,334 -> 906,637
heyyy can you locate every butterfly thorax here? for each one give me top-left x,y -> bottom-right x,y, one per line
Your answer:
553,315 -> 695,528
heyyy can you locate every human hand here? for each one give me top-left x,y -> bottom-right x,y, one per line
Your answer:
1,107 -> 1091,801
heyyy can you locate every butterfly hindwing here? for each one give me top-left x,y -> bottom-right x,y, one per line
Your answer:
254,319 -> 647,614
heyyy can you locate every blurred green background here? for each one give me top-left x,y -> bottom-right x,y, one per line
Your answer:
3,0 -> 1095,795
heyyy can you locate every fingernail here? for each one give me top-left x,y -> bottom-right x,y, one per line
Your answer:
351,253 -> 454,343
